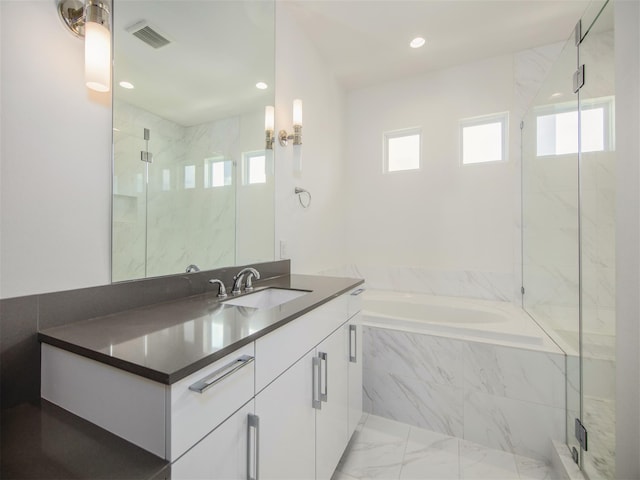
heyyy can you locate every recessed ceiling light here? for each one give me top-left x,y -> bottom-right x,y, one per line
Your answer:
256,82 -> 268,90
119,81 -> 135,89
410,37 -> 426,49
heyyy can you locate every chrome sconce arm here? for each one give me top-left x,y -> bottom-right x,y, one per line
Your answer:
278,125 -> 302,147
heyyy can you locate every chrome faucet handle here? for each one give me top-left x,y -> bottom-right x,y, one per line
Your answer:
231,273 -> 245,295
232,267 -> 261,294
244,269 -> 261,291
208,279 -> 227,298
186,264 -> 200,273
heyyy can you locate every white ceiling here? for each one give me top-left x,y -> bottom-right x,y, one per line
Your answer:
113,0 -> 592,126
284,0 -> 592,90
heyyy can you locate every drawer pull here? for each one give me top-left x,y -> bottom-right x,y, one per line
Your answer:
350,288 -> 365,296
247,414 -> 259,480
319,352 -> 328,402
312,356 -> 322,410
349,324 -> 357,363
188,355 -> 254,394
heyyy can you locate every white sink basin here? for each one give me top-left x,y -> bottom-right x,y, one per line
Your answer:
223,288 -> 310,309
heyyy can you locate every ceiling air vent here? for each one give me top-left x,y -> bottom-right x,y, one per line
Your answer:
126,21 -> 171,49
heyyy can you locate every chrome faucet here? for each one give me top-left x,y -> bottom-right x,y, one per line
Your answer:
208,279 -> 227,298
186,264 -> 200,273
231,267 -> 261,295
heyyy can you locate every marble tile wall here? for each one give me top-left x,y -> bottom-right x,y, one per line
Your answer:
322,265 -> 515,302
113,101 -> 269,281
363,326 -> 566,462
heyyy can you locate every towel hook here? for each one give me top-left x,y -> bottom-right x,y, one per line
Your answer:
295,187 -> 311,208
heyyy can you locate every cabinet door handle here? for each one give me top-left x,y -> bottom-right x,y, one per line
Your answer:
247,414 -> 259,480
188,355 -> 254,394
312,355 -> 322,410
319,352 -> 328,402
349,324 -> 357,363
351,288 -> 365,296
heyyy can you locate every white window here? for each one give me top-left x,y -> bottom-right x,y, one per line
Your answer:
204,157 -> 233,188
460,113 -> 508,165
536,97 -> 613,157
243,151 -> 269,185
384,128 -> 421,172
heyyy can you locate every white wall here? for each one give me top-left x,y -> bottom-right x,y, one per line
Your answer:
0,1 -> 112,298
343,54 -> 518,300
614,1 -> 640,478
273,2 -> 347,274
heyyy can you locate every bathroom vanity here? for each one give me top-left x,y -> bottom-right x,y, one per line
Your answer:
38,274 -> 364,480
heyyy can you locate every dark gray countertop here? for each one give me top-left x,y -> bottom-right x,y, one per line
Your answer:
1,400 -> 170,480
38,274 -> 364,384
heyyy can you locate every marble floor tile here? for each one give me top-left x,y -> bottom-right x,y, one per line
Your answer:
334,415 -> 565,480
459,440 -> 520,480
400,427 -> 460,480
337,415 -> 409,479
514,455 -> 558,480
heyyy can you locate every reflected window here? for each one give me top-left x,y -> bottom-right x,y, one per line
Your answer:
204,156 -> 233,188
460,113 -> 508,165
162,169 -> 171,191
384,128 -> 421,172
243,151 -> 268,185
536,97 -> 613,156
184,165 -> 196,189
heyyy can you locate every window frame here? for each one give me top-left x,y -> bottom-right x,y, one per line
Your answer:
383,127 -> 422,173
204,155 -> 233,188
242,150 -> 270,186
534,96 -> 614,158
459,112 -> 509,166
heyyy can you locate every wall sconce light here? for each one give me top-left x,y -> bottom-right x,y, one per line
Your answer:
279,99 -> 303,147
265,105 -> 275,150
57,0 -> 111,93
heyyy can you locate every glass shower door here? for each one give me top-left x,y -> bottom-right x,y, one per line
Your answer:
521,34 -> 581,458
578,2 -> 616,478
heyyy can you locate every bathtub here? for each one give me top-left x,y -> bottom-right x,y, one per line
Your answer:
362,290 -> 560,352
361,290 -> 566,461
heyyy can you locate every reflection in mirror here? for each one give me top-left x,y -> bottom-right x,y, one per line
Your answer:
112,1 -> 275,282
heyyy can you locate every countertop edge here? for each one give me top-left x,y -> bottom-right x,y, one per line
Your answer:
38,276 -> 364,385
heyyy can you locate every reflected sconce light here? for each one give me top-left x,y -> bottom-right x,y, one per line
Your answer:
265,105 -> 275,150
57,0 -> 111,93
279,99 -> 303,147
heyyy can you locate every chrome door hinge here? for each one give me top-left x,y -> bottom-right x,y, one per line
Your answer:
575,418 -> 588,451
521,286 -> 525,295
573,65 -> 585,94
140,127 -> 154,163
520,120 -> 524,130
575,19 -> 582,46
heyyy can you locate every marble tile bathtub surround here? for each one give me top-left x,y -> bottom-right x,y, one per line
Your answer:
363,326 -> 566,462
0,260 -> 290,409
321,265 -> 516,302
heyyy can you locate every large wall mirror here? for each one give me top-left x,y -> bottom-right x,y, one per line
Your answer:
112,1 -> 275,282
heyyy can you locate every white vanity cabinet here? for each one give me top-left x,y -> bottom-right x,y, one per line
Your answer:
254,349 -> 317,479
171,400 -> 255,480
41,342 -> 255,461
347,287 -> 364,434
40,283 -> 364,480
315,327 -> 350,480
